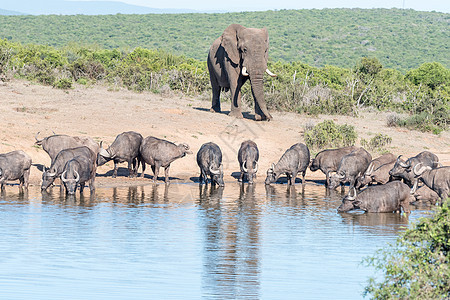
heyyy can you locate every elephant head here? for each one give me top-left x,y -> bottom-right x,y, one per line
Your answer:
220,24 -> 276,121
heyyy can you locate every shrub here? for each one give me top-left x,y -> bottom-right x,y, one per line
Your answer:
386,113 -> 400,127
360,134 -> 392,152
364,199 -> 450,299
304,120 -> 357,150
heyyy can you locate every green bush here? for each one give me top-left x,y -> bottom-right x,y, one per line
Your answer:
360,134 -> 392,152
364,199 -> 450,299
304,120 -> 357,150
0,38 -> 448,133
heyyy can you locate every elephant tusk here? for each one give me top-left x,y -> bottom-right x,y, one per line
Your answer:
265,69 -> 277,77
241,67 -> 249,76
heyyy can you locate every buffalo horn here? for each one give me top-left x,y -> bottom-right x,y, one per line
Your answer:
209,165 -> 221,175
410,179 -> 418,194
34,132 -> 43,144
365,163 -> 374,176
74,171 -> 80,182
265,69 -> 277,77
413,163 -> 431,176
347,187 -> 357,200
99,142 -> 111,158
61,171 -> 68,183
254,161 -> 258,173
397,155 -> 410,168
242,160 -> 248,173
241,67 -> 249,76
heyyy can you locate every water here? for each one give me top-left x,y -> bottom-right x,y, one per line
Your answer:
0,183 -> 432,299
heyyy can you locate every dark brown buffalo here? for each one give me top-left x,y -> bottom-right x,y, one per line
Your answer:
355,161 -> 396,189
389,151 -> 440,187
265,143 -> 310,186
0,150 -> 32,190
41,146 -> 96,191
309,146 -> 358,187
238,140 -> 259,184
61,155 -> 96,195
97,131 -> 143,178
35,132 -> 99,162
338,181 -> 412,213
197,142 -> 224,187
328,147 -> 372,190
411,163 -> 450,204
140,136 -> 192,183
411,185 -> 439,206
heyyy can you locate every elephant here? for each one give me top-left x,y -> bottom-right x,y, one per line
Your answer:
207,24 -> 277,121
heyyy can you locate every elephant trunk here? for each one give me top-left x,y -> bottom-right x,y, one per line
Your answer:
250,74 -> 272,121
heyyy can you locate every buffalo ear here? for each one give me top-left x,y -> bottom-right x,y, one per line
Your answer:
221,24 -> 243,65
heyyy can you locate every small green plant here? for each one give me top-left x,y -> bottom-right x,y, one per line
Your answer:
304,120 -> 357,149
360,133 -> 392,152
53,78 -> 72,89
364,199 -> 450,299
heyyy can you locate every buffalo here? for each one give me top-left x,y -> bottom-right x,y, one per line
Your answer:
61,155 -> 96,194
389,151 -> 440,187
41,146 -> 96,191
328,147 -> 372,190
0,150 -> 32,190
97,131 -> 143,178
265,143 -> 310,186
35,132 -> 99,162
238,140 -> 259,184
411,163 -> 450,204
197,142 -> 225,187
338,181 -> 412,213
140,136 -> 192,183
309,146 -> 358,187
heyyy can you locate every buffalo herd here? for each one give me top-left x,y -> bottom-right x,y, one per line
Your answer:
0,131 -> 448,214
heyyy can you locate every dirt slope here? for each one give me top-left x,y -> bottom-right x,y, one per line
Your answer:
0,79 -> 449,187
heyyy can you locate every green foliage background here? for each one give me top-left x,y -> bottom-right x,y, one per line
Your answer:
0,8 -> 448,71
364,199 -> 450,299
0,38 -> 448,133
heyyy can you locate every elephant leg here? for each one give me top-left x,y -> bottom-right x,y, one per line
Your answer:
229,80 -> 244,119
210,78 -> 222,113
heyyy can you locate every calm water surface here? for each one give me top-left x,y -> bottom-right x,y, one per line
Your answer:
0,182 -> 431,299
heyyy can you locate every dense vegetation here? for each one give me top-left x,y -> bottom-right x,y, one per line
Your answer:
0,9 -> 448,71
364,199 -> 450,299
0,39 -> 448,133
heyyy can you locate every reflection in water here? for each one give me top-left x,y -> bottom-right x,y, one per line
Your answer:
0,183 -> 432,299
339,212 -> 410,235
198,184 -> 261,299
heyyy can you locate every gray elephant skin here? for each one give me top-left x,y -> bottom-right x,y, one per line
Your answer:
207,23 -> 277,121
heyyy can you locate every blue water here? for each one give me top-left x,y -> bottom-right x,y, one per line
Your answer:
0,183 -> 431,299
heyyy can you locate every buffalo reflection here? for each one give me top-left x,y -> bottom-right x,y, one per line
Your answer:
339,211 -> 409,235
198,183 -> 261,299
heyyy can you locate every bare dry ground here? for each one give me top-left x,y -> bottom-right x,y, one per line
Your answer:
1,79 -> 449,188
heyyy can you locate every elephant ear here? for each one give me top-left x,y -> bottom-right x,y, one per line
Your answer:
221,24 -> 244,65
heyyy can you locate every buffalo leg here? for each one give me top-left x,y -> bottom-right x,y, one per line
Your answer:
127,159 -> 134,178
112,160 -> 119,178
239,171 -> 244,182
164,165 -> 170,184
325,171 -> 330,187
80,182 -> 85,193
140,160 -> 146,178
152,164 -> 159,183
23,168 -> 30,189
